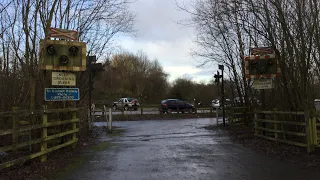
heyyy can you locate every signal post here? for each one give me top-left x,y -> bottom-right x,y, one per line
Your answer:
244,47 -> 281,134
39,28 -> 86,104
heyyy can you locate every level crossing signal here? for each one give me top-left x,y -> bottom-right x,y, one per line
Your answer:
39,39 -> 86,71
214,71 -> 223,82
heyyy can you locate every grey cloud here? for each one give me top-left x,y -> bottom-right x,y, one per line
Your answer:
119,0 -> 215,83
191,69 -> 214,76
130,0 -> 193,42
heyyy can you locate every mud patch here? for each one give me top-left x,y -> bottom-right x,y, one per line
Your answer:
204,124 -> 320,170
107,127 -> 126,137
0,126 -> 109,180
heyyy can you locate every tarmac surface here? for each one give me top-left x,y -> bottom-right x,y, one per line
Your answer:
53,118 -> 320,180
93,108 -> 213,115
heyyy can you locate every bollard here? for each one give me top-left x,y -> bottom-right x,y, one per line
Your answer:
122,101 -> 124,115
254,113 -> 258,136
108,108 -> 112,131
216,107 -> 219,126
87,108 -> 92,131
104,105 -> 108,127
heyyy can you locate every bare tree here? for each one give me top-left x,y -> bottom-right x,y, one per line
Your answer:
178,0 -> 320,111
95,51 -> 169,104
176,0 -> 252,108
0,0 -> 136,111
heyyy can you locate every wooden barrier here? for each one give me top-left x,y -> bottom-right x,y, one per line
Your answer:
254,110 -> 319,153
227,106 -> 254,125
0,108 -> 79,169
138,106 -> 208,116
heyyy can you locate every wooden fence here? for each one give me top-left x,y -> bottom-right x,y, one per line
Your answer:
254,110 -> 320,153
128,106 -> 216,115
227,106 -> 248,124
89,106 -> 112,131
0,107 -> 79,169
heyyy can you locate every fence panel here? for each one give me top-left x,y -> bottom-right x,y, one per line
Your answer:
0,108 -> 79,169
228,106 -> 247,124
313,115 -> 320,148
253,110 -> 320,153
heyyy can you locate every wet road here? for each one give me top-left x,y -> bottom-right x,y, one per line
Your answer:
93,108 -> 213,115
54,118 -> 320,180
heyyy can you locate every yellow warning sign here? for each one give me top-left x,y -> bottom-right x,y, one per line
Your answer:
52,72 -> 76,86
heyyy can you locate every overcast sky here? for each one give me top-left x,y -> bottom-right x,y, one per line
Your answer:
118,0 -> 216,83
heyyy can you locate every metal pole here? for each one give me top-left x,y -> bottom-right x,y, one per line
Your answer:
222,68 -> 226,126
88,70 -> 92,111
261,89 -> 266,135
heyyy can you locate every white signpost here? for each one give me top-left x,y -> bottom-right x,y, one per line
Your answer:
254,78 -> 273,89
52,72 -> 76,86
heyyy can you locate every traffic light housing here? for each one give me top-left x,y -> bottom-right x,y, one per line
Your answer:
214,71 -> 222,82
245,47 -> 280,78
39,39 -> 86,71
214,74 -> 219,82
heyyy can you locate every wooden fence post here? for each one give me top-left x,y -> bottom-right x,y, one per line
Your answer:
274,109 -> 279,139
305,110 -> 314,153
104,105 -> 108,126
87,108 -> 92,131
41,106 -> 48,162
72,111 -> 77,149
309,109 -> 317,148
280,114 -> 287,140
12,107 -> 19,152
254,112 -> 258,136
216,107 -> 219,126
108,108 -> 112,131
312,117 -> 318,146
229,107 -> 234,124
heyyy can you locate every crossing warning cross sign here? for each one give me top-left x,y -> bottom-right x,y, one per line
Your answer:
48,28 -> 79,41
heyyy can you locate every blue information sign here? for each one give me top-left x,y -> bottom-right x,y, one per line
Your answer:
45,88 -> 80,101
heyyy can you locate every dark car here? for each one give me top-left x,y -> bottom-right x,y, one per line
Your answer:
160,99 -> 196,114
